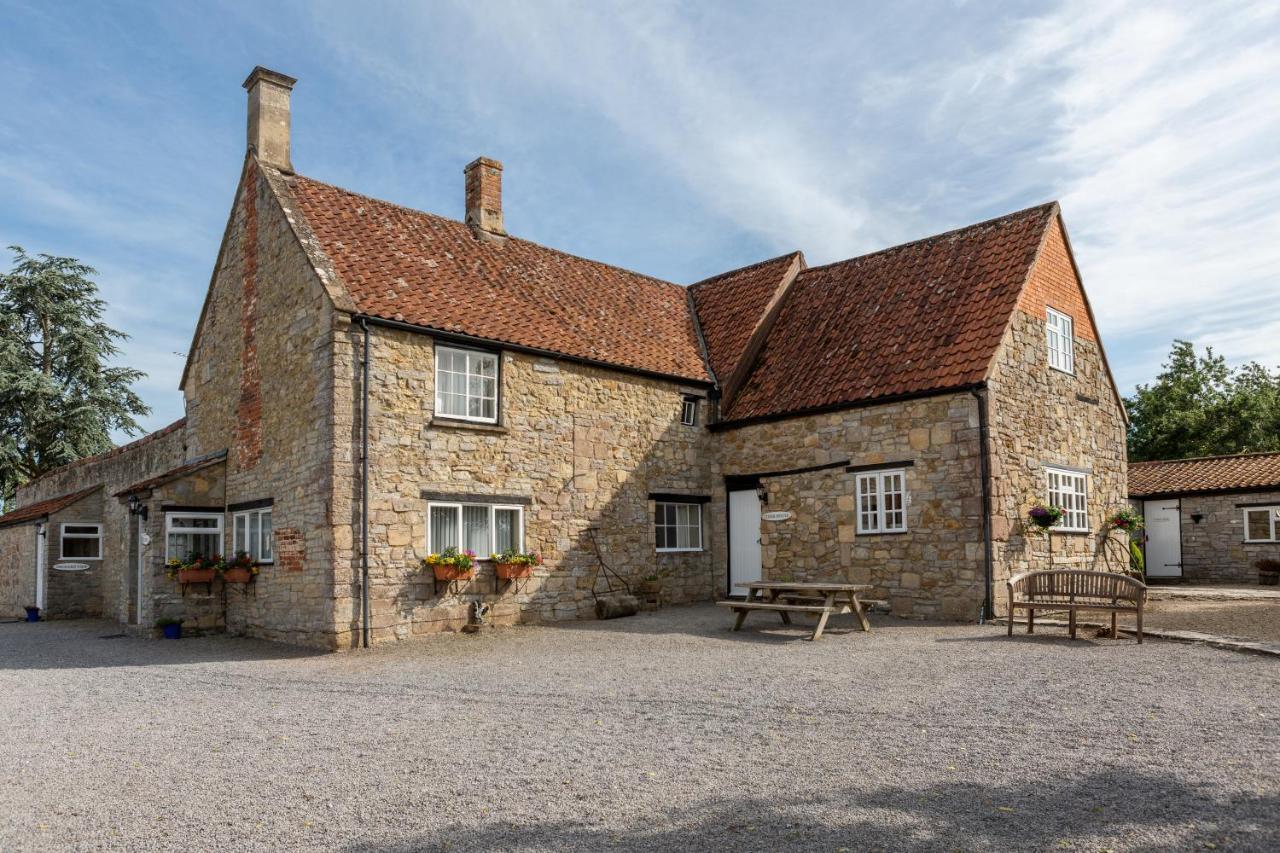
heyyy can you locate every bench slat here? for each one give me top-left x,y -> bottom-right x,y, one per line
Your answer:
715,602 -> 833,613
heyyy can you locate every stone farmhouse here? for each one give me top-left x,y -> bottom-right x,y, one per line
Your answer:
1130,452 -> 1280,584
0,68 -> 1128,648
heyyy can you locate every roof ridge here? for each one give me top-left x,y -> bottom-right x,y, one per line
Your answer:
288,172 -> 686,294
688,251 -> 803,289
1131,450 -> 1280,466
799,201 -> 1058,276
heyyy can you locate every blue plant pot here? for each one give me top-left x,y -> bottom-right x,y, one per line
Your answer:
24,607 -> 40,623
161,623 -> 182,640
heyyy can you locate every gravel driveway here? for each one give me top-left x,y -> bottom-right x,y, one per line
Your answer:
2,607 -> 1277,852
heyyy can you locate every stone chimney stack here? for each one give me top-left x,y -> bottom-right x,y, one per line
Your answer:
243,67 -> 296,172
464,157 -> 507,238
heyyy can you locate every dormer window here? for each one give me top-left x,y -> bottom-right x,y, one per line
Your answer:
435,345 -> 499,423
1046,308 -> 1074,374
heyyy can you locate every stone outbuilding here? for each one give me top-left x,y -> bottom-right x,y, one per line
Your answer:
0,67 -> 1129,647
1129,452 -> 1280,584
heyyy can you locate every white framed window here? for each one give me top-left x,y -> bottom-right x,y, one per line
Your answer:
60,522 -> 102,560
655,502 -> 703,552
427,502 -> 523,555
680,398 -> 698,426
232,507 -> 274,562
1046,307 -> 1075,374
165,512 -> 224,562
1243,506 -> 1280,543
1046,467 -> 1088,532
855,470 -> 907,534
435,345 -> 499,423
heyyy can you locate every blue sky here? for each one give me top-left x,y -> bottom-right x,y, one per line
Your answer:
2,0 -> 1278,439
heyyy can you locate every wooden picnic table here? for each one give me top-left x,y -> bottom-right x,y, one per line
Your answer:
716,580 -> 873,641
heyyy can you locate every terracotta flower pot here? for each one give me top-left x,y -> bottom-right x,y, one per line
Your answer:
495,562 -> 533,580
432,565 -> 474,582
222,567 -> 253,584
178,567 -> 216,584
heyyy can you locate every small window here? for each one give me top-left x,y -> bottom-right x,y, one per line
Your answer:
1046,467 -> 1088,532
165,513 -> 224,562
855,470 -> 907,534
435,346 -> 499,423
1243,506 -> 1280,543
60,523 -> 102,560
1046,308 -> 1075,374
680,398 -> 698,426
427,502 -> 524,555
232,507 -> 274,562
655,502 -> 703,552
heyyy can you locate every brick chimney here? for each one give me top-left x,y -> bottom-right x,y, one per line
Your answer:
243,67 -> 296,172
464,157 -> 507,238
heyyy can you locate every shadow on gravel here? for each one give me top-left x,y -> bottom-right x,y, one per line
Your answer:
342,771 -> 1280,852
0,621 -> 323,671
538,606 -> 922,644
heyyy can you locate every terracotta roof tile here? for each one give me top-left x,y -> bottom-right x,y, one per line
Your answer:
689,253 -> 802,383
724,204 -> 1057,422
1129,452 -> 1280,497
286,175 -> 710,383
114,450 -> 228,497
0,486 -> 102,529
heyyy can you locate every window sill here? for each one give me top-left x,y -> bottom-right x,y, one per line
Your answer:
855,530 -> 908,536
1049,366 -> 1076,377
1050,529 -> 1091,536
429,417 -> 507,434
656,548 -> 703,554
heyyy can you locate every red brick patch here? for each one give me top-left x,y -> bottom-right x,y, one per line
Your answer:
275,527 -> 305,572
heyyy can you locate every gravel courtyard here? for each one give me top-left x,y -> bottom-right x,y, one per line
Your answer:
2,607 -> 1277,852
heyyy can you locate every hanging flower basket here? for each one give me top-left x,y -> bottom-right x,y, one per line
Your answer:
1106,507 -> 1144,532
491,549 -> 541,581
424,548 -> 477,582
1027,505 -> 1064,531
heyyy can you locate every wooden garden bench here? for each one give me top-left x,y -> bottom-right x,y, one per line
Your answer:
718,581 -> 872,641
1007,569 -> 1147,643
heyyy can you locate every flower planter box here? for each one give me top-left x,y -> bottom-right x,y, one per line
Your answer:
432,565 -> 475,582
495,563 -> 533,580
177,567 -> 216,584
222,567 -> 253,584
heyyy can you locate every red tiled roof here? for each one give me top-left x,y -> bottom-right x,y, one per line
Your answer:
20,418 -> 187,492
114,450 -> 228,497
285,174 -> 711,383
1129,452 -> 1280,497
0,486 -> 102,529
724,203 -> 1058,422
689,253 -> 803,383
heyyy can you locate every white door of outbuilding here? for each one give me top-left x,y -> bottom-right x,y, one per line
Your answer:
1143,499 -> 1182,579
728,489 -> 762,595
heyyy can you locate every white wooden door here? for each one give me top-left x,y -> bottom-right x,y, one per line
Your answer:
34,523 -> 47,611
728,489 -> 762,595
1144,499 -> 1182,579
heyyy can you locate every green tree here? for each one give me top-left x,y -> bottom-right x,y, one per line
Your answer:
1126,340 -> 1280,461
0,247 -> 149,509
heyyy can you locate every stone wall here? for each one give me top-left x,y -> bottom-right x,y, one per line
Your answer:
11,422 -> 188,623
332,323 -> 715,647
986,219 -> 1129,612
142,464 -> 227,633
44,489 -> 106,618
713,392 -> 987,620
1174,491 -> 1280,583
0,522 -> 38,618
181,162 -> 340,647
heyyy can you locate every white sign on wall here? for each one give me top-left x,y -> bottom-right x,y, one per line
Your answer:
762,511 -> 792,522
53,562 -> 91,572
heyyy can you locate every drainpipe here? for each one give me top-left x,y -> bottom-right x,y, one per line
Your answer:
360,318 -> 371,649
971,387 -> 995,620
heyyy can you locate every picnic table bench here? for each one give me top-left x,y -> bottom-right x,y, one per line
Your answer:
1007,569 -> 1147,643
717,581 -> 873,641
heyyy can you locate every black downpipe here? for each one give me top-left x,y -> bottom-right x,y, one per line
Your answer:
360,318 -> 371,649
972,388 -> 994,620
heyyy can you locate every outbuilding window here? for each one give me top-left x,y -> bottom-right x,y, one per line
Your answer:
165,513 -> 224,562
1046,307 -> 1075,374
680,397 -> 698,426
855,470 -> 907,534
1243,506 -> 1280,542
233,507 -> 274,563
427,502 -> 523,555
60,523 -> 102,560
1046,467 -> 1088,532
655,502 -> 702,551
435,345 -> 498,423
